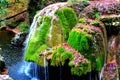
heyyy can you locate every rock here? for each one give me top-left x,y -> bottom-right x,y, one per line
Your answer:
11,32 -> 27,47
6,26 -> 21,34
0,60 -> 6,73
0,75 -> 13,80
103,60 -> 119,80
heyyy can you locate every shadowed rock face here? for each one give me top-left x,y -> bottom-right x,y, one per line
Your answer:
25,0 -> 120,79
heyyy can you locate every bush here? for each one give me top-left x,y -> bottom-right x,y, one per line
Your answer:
19,23 -> 29,33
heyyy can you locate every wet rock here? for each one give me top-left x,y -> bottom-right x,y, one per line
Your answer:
0,75 -> 13,80
0,60 -> 6,73
103,60 -> 119,80
11,32 -> 27,47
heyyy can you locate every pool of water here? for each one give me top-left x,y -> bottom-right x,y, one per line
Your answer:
0,30 -> 30,80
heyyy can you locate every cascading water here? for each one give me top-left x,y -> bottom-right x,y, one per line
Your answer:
44,54 -> 49,80
48,15 -> 56,41
22,13 -> 45,80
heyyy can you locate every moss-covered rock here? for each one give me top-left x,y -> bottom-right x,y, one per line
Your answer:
25,7 -> 78,65
55,7 -> 78,39
67,22 -> 106,71
82,1 -> 120,19
50,43 -> 91,76
99,14 -> 120,36
25,16 -> 52,63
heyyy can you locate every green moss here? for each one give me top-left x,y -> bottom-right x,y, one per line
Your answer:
91,21 -> 101,27
78,18 -> 86,24
55,7 -> 77,39
57,47 -> 65,53
67,30 -> 91,52
24,16 -> 52,63
92,7 -> 99,18
51,52 -> 61,66
50,45 -> 91,76
67,29 -> 105,71
51,47 -> 65,66
96,55 -> 103,71
60,52 -> 74,65
71,62 -> 91,76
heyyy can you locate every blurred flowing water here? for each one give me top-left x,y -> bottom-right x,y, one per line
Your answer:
0,30 -> 30,80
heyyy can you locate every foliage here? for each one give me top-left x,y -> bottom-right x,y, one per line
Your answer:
91,21 -> 100,27
67,23 -> 105,71
51,47 -> 65,66
55,7 -> 77,39
71,61 -> 91,76
78,18 -> 86,24
0,0 -> 8,27
92,7 -> 99,18
50,43 -> 91,76
67,30 -> 91,52
60,52 -> 74,65
25,16 -> 52,63
0,0 -> 8,17
19,23 -> 29,33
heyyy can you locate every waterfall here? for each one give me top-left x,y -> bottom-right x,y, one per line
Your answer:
99,64 -> 106,80
23,12 -> 46,80
44,54 -> 49,80
48,16 -> 56,41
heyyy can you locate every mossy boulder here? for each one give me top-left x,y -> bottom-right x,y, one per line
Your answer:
67,21 -> 107,71
25,6 -> 78,65
42,43 -> 91,76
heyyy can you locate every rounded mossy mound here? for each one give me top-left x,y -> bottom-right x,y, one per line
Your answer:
25,7 -> 78,65
67,21 -> 107,71
50,43 -> 91,76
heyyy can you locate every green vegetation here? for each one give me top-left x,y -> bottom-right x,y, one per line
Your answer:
67,30 -> 92,52
78,18 -> 86,24
0,0 -> 8,18
60,52 -> 74,65
50,45 -> 91,76
91,21 -> 101,27
92,7 -> 99,18
0,0 -> 8,27
51,47 -> 65,66
67,26 -> 104,71
70,61 -> 91,76
25,16 -> 52,63
55,7 -> 77,39
19,23 -> 29,33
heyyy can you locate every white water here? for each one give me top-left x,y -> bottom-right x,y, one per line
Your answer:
22,12 -> 45,80
44,53 -> 49,80
99,64 -> 106,80
48,15 -> 56,41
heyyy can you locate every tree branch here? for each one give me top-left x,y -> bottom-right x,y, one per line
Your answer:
0,9 -> 27,22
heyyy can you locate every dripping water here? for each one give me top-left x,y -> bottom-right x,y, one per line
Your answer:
99,64 -> 106,80
48,15 -> 56,41
44,53 -> 49,80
